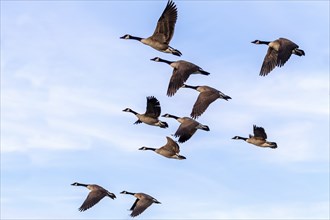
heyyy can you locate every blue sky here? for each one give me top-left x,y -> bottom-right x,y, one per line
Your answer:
1,0 -> 329,219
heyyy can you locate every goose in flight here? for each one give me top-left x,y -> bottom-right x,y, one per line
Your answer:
123,96 -> 168,128
121,191 -> 161,217
120,0 -> 181,56
252,38 -> 305,76
71,182 -> 116,212
182,84 -> 231,119
151,57 -> 210,96
162,113 -> 210,143
232,125 -> 277,149
139,136 -> 186,159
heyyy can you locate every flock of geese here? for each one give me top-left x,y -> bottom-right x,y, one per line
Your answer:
72,0 -> 305,217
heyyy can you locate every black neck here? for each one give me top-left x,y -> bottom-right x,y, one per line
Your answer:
129,109 -> 138,115
259,40 -> 271,45
158,58 -> 173,65
75,183 -> 88,187
144,147 -> 156,151
236,136 -> 247,141
130,35 -> 143,41
124,191 -> 135,195
183,84 -> 198,90
164,114 -> 179,120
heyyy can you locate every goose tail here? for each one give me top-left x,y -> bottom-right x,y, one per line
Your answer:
199,69 -> 211,75
159,121 -> 169,128
293,48 -> 305,56
168,46 -> 182,56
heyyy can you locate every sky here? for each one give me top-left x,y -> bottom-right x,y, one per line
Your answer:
1,0 -> 329,219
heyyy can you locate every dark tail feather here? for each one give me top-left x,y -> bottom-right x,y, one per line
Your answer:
222,95 -> 232,101
293,48 -> 305,56
168,46 -> 182,56
107,192 -> 116,199
220,92 -> 232,101
269,142 -> 278,149
171,49 -> 182,57
160,121 -> 168,128
177,155 -> 186,160
199,70 -> 210,75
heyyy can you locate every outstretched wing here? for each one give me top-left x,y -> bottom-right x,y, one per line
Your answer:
130,198 -> 154,217
79,191 -> 106,212
191,90 -> 219,119
260,47 -> 278,76
163,136 -> 180,153
151,0 -> 178,44
253,125 -> 267,140
174,119 -> 198,143
277,38 -> 298,67
167,61 -> 196,96
145,96 -> 161,118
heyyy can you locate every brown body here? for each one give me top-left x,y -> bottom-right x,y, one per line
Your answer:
162,113 -> 210,143
252,38 -> 305,76
121,191 -> 161,217
120,0 -> 181,56
123,96 -> 168,128
139,136 -> 186,159
232,125 -> 277,149
71,182 -> 116,212
182,84 -> 231,119
151,57 -> 210,96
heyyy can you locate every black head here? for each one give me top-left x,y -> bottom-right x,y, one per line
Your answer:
150,57 -> 161,62
138,147 -> 147,150
122,108 -> 132,112
120,34 -> 131,39
251,40 -> 260,44
71,182 -> 79,186
232,136 -> 239,140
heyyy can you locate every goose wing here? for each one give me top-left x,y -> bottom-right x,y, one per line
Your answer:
253,125 -> 267,140
260,47 -> 278,76
130,198 -> 154,217
167,62 -> 195,96
78,190 -> 106,212
277,38 -> 298,67
162,136 -> 180,153
151,0 -> 178,44
191,90 -> 220,119
145,96 -> 161,118
174,119 -> 198,143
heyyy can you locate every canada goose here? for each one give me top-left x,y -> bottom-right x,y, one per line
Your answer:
252,38 -> 305,76
232,125 -> 277,149
71,182 -> 116,212
123,96 -> 168,128
139,136 -> 186,159
150,57 -> 210,96
182,84 -> 231,119
162,113 -> 209,143
120,0 -> 181,56
120,191 -> 161,217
